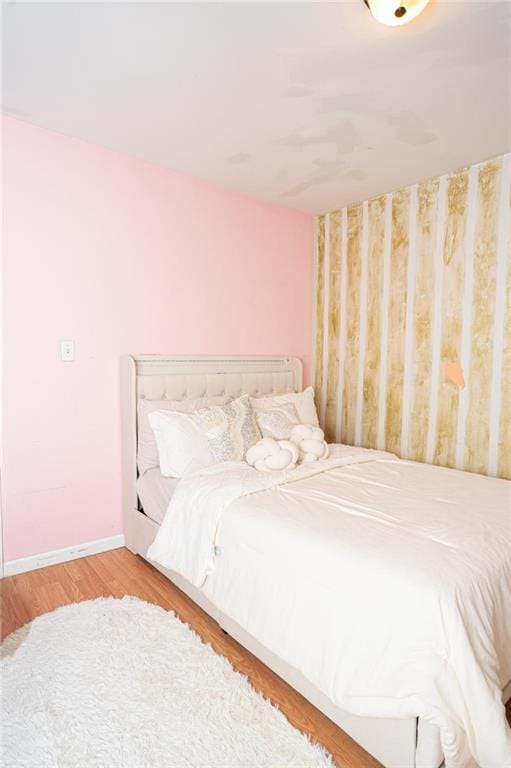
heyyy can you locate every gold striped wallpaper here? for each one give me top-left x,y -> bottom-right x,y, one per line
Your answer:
313,154 -> 511,479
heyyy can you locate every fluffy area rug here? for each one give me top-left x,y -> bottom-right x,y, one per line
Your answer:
1,596 -> 335,767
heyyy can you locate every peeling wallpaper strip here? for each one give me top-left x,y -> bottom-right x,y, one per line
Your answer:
313,154 -> 511,480
489,154 -> 511,476
314,216 -> 325,400
320,213 -> 331,428
325,211 -> 342,437
455,165 -> 477,471
362,195 -> 385,449
409,178 -> 437,464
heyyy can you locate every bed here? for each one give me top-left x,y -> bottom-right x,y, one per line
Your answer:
120,354 -> 511,768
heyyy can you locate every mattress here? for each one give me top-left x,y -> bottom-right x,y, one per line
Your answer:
136,468 -> 180,525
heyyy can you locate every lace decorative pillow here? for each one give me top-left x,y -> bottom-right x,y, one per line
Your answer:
254,402 -> 300,440
193,395 -> 261,463
250,386 -> 319,427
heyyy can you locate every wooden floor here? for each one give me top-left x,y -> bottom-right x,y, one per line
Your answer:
1,547 -> 383,768
3,548 -> 510,768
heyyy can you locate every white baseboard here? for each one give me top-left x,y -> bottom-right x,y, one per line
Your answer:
3,534 -> 125,577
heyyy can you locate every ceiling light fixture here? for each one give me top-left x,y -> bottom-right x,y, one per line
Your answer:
363,0 -> 430,26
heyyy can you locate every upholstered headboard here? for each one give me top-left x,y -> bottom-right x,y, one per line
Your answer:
132,355 -> 302,402
120,355 -> 302,546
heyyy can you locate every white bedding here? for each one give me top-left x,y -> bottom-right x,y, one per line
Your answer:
148,446 -> 511,768
136,469 -> 180,525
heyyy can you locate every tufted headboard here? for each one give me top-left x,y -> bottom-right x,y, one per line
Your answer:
120,355 -> 302,546
132,355 -> 302,402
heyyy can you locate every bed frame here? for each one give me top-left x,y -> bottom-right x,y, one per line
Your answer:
120,354 -> 443,768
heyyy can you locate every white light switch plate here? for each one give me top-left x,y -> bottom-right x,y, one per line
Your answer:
60,340 -> 74,362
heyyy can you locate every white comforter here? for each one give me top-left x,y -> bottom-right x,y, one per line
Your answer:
148,446 -> 511,768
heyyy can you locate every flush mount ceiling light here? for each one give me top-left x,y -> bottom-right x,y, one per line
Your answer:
363,0 -> 430,26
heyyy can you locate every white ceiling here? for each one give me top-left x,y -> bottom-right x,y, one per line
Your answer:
3,1 -> 510,214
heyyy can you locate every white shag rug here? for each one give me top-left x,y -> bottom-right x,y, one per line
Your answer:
1,596 -> 335,768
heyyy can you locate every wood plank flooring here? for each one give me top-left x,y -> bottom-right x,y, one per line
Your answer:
3,548 -> 510,766
1,547 -> 383,768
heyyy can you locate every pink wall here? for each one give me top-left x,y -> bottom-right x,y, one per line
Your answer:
2,116 -> 313,562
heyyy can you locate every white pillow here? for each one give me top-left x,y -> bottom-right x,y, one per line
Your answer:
148,410 -> 213,478
148,395 -> 261,478
137,395 -> 230,476
254,402 -> 300,440
192,395 -> 261,463
246,437 -> 299,472
290,424 -> 328,463
251,386 -> 319,427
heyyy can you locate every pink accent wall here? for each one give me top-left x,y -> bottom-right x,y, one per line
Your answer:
2,116 -> 313,562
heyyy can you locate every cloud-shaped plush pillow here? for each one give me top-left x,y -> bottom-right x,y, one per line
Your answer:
290,425 -> 328,463
246,438 -> 299,472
